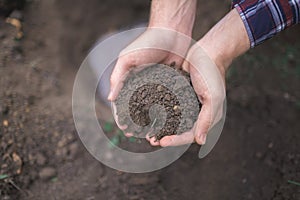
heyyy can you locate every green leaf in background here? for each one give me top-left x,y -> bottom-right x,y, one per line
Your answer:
295,101 -> 300,110
117,129 -> 126,140
109,135 -> 120,148
288,180 -> 300,186
0,174 -> 8,180
51,177 -> 58,182
103,122 -> 113,132
129,137 -> 136,143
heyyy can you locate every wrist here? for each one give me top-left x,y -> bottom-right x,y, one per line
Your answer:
197,9 -> 250,73
196,38 -> 227,77
149,0 -> 197,36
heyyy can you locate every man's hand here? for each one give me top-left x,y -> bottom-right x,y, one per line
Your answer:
108,28 -> 191,101
108,0 -> 197,135
109,28 -> 193,135
149,9 -> 250,147
109,4 -> 250,146
148,43 -> 226,146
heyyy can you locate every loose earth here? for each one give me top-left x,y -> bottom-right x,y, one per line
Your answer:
114,64 -> 201,140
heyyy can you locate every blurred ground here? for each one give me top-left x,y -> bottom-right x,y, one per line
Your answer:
0,0 -> 299,199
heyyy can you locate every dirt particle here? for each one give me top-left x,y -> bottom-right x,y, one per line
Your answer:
173,105 -> 180,111
39,167 -> 56,180
157,85 -> 163,92
12,152 -> 22,174
255,152 -> 263,159
268,142 -> 273,149
35,153 -> 46,166
3,120 -> 9,127
141,91 -> 147,99
68,142 -> 79,159
242,178 -> 247,184
165,94 -> 171,101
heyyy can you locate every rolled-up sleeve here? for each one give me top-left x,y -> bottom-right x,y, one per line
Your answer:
232,0 -> 300,47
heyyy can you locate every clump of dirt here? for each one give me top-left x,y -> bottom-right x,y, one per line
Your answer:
114,64 -> 201,140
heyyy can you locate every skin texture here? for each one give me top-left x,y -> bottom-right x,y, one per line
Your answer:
108,0 -> 250,147
159,8 -> 251,147
108,0 -> 197,102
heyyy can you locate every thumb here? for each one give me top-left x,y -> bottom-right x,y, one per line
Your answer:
194,103 -> 212,145
181,57 -> 191,72
108,57 -> 132,101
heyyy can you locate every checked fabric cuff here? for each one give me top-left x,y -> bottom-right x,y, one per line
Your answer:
232,0 -> 300,47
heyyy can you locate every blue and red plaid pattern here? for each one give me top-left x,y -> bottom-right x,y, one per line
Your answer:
232,0 -> 300,47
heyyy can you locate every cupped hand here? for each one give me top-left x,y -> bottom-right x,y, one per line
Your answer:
108,27 -> 191,101
152,43 -> 227,147
108,27 -> 192,138
149,8 -> 250,147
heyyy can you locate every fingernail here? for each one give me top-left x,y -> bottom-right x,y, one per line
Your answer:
199,134 -> 207,145
125,133 -> 133,137
107,92 -> 112,101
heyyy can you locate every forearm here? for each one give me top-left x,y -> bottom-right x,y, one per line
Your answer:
197,9 -> 250,74
149,0 -> 197,36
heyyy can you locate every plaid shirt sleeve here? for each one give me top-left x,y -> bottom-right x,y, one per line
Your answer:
232,0 -> 300,47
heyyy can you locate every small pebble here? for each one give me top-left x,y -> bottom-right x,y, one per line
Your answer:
157,85 -> 164,92
2,195 -> 10,200
3,120 -> 8,127
68,142 -> 79,158
268,142 -> 273,149
173,105 -> 180,110
35,153 -> 47,165
141,91 -> 147,98
255,152 -> 262,159
165,94 -> 171,101
39,167 -> 56,180
283,93 -> 290,100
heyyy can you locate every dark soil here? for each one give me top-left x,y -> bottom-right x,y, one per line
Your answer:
0,0 -> 300,200
115,64 -> 200,140
0,0 -> 25,16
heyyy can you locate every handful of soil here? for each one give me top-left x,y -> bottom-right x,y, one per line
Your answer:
114,64 -> 201,140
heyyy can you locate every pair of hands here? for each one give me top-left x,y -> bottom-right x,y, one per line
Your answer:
108,8 -> 250,147
108,28 -> 226,147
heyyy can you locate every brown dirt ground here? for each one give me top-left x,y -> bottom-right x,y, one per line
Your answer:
0,0 -> 299,199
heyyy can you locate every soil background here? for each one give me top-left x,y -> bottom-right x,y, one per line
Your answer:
0,0 -> 299,199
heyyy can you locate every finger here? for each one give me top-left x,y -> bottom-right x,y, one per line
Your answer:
181,59 -> 191,72
145,133 -> 155,142
149,136 -> 160,146
194,104 -> 212,145
146,134 -> 151,141
125,133 -> 134,137
108,58 -> 131,101
159,131 -> 195,147
114,118 -> 127,130
111,103 -> 128,130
